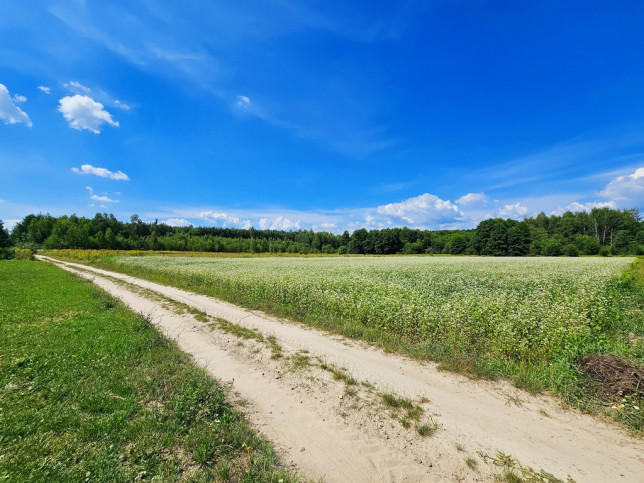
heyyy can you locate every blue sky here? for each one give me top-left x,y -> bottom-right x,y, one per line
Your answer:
1,1 -> 643,232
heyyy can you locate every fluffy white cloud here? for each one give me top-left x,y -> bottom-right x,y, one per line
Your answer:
456,192 -> 488,206
163,218 -> 191,227
85,186 -> 118,203
58,95 -> 119,133
197,211 -> 252,228
601,167 -> 644,202
376,193 -> 461,224
236,95 -> 251,108
563,201 -> 616,213
0,84 -> 32,127
259,216 -> 301,230
91,194 -> 118,203
498,203 -> 528,218
72,164 -> 129,180
12,94 -> 26,103
64,81 -> 130,110
38,86 -> 51,94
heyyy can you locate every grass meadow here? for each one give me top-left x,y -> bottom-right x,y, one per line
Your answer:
50,252 -> 644,432
0,260 -> 297,482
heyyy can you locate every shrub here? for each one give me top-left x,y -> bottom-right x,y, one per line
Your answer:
563,244 -> 580,257
599,246 -> 611,257
14,248 -> 34,260
542,241 -> 563,257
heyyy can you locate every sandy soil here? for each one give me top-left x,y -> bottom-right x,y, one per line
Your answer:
40,256 -> 644,482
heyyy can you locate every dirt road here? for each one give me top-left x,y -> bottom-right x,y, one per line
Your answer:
40,256 -> 644,482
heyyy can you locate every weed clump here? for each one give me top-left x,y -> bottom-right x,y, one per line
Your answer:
14,248 -> 34,260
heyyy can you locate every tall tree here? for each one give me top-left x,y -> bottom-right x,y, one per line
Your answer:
507,221 -> 530,256
0,220 -> 10,259
0,220 -> 10,248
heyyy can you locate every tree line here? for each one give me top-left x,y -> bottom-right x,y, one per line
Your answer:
1,207 -> 642,259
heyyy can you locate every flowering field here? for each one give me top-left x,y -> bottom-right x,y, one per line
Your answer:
103,255 -> 633,365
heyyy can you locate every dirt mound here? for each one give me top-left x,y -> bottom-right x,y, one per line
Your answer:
579,354 -> 643,397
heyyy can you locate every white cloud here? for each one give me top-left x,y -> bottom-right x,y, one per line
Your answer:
376,193 -> 462,224
0,84 -> 32,127
236,95 -> 251,108
601,167 -> 644,202
38,86 -> 51,94
456,192 -> 488,206
91,194 -> 118,203
72,164 -> 129,180
58,95 -> 119,133
163,218 -> 191,227
64,80 -> 91,94
12,94 -> 26,103
197,211 -> 252,228
64,81 -> 131,110
314,222 -> 338,232
560,201 -> 617,214
85,186 -> 118,203
114,99 -> 130,110
259,216 -> 301,230
2,219 -> 21,231
498,203 -> 529,218
161,194 -> 483,234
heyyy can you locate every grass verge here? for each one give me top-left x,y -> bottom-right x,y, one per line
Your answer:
0,260 -> 297,482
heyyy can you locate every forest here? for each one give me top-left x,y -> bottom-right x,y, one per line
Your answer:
1,207 -> 642,258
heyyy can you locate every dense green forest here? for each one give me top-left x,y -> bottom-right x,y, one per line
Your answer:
1,207 -> 642,258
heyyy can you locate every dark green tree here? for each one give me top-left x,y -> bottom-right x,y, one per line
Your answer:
444,233 -> 468,254
0,220 -> 11,259
507,221 -> 530,256
347,228 -> 368,254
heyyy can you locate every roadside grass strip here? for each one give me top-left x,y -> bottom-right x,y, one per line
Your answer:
0,260 -> 298,482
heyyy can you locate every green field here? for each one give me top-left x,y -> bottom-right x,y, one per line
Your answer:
68,254 -> 644,430
0,260 -> 297,482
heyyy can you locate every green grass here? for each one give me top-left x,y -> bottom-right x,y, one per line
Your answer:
415,422 -> 437,437
318,362 -> 358,386
380,393 -> 431,434
209,318 -> 283,360
381,393 -> 415,410
211,317 -> 265,342
287,352 -> 312,372
479,451 -> 571,483
0,260 -> 297,482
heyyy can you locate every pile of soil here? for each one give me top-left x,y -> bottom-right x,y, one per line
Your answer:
579,354 -> 643,397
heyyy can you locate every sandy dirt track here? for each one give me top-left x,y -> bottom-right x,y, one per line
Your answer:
40,256 -> 644,482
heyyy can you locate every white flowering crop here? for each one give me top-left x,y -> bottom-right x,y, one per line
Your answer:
112,256 -> 633,363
